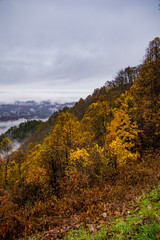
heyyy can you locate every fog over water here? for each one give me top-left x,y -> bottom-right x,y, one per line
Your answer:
0,118 -> 48,135
0,118 -> 27,135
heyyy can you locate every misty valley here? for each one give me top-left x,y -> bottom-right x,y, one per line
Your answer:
0,100 -> 75,135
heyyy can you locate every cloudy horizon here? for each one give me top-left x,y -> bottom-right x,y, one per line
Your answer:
0,0 -> 160,103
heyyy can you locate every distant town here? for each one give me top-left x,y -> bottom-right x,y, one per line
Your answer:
0,100 -> 75,121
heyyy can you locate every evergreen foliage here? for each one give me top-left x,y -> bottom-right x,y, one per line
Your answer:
0,120 -> 42,143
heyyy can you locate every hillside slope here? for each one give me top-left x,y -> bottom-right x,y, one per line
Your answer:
0,37 -> 159,240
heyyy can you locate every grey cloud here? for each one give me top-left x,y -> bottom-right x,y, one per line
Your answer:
0,0 -> 159,102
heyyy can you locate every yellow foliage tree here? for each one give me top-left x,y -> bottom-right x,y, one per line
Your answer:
8,150 -> 26,186
0,137 -> 13,188
122,37 -> 160,149
69,144 -> 108,183
82,101 -> 113,146
106,109 -> 140,169
69,148 -> 90,175
40,112 -> 81,196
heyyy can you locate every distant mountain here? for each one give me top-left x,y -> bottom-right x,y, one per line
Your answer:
0,101 -> 75,121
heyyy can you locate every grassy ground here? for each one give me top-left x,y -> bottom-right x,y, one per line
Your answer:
64,186 -> 160,240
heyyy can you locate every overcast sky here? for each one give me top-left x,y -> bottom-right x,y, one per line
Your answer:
0,0 -> 159,103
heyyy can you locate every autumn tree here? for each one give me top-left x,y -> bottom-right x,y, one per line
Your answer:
82,101 -> 113,147
40,112 -> 80,196
106,109 -> 140,169
0,137 -> 13,188
114,65 -> 141,90
11,144 -> 47,204
0,156 -> 3,189
8,149 -> 26,188
126,37 -> 160,149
